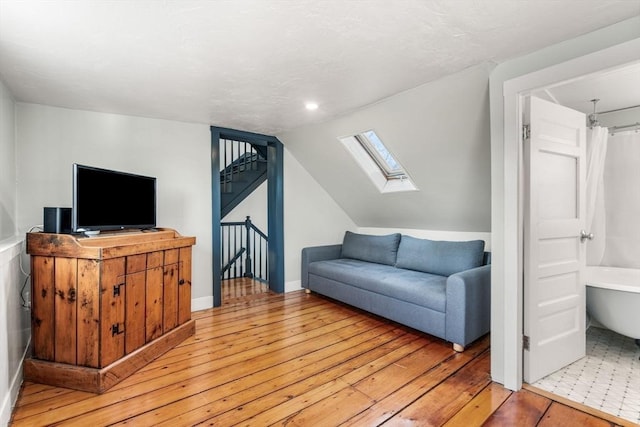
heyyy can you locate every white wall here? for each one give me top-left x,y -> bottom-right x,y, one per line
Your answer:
0,243 -> 28,427
282,148 -> 357,290
279,63 -> 494,232
0,79 -> 30,427
222,182 -> 267,233
16,103 -> 214,302
0,79 -> 17,240
489,16 -> 640,389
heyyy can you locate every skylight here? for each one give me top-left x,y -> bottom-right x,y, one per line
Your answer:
355,130 -> 405,179
339,130 -> 417,193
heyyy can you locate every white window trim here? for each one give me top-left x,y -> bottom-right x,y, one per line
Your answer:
354,132 -> 404,179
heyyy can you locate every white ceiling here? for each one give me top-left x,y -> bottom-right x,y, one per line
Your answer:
0,0 -> 639,135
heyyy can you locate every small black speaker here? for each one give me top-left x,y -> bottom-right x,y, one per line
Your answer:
43,207 -> 72,234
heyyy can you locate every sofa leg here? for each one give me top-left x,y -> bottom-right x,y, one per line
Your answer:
305,288 -> 311,294
453,343 -> 465,352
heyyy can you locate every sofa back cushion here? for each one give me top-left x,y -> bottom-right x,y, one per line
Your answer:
396,235 -> 485,276
341,231 -> 401,266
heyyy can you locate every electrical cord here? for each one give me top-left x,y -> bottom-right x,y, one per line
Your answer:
20,274 -> 30,309
19,225 -> 43,310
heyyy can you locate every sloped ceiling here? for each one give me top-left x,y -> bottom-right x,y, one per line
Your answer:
0,0 -> 638,135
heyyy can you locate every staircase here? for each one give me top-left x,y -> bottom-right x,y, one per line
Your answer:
220,141 -> 268,218
219,138 -> 269,283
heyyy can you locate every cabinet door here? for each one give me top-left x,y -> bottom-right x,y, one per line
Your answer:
163,249 -> 179,333
101,257 -> 126,367
178,247 -> 192,325
125,254 -> 147,354
146,251 -> 164,342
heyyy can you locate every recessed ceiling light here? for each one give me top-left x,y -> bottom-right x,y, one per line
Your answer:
305,102 -> 319,111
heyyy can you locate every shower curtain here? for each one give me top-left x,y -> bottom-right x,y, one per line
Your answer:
600,130 -> 640,268
585,126 -> 608,265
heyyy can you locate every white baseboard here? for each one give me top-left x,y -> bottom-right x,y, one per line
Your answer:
0,386 -> 10,427
285,280 -> 302,293
191,296 -> 213,312
0,337 -> 29,427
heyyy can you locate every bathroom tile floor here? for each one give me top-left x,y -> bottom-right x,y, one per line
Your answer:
533,326 -> 640,424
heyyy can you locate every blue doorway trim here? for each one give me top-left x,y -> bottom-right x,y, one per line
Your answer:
267,138 -> 284,293
210,126 -> 285,306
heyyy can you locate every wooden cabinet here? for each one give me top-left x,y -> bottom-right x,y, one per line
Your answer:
24,228 -> 196,393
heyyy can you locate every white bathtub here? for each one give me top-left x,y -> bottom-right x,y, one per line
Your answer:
586,266 -> 640,340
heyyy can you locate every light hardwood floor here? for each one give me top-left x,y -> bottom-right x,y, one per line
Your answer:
10,287 -> 635,426
221,277 -> 271,305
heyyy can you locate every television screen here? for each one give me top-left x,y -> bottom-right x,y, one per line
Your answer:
72,164 -> 156,232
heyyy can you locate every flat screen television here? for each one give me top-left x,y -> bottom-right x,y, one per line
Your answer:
72,163 -> 156,232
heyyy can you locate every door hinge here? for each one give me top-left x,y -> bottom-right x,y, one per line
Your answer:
522,124 -> 531,140
113,282 -> 125,297
111,323 -> 125,337
523,335 -> 530,351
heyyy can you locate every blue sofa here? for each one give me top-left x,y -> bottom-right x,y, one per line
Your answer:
301,231 -> 491,351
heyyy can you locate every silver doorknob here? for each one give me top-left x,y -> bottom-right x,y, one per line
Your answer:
580,230 -> 594,242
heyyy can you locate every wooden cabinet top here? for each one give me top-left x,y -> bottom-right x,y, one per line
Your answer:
27,228 -> 196,259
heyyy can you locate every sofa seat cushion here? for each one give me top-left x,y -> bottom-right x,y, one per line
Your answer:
308,259 -> 446,313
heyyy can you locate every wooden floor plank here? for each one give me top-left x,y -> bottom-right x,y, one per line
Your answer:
384,351 -> 492,426
350,341 -> 455,400
483,388 -> 552,426
343,337 -> 490,426
442,382 -> 513,426
538,402 -> 616,427
524,384 -> 638,427
11,389 -> 93,421
276,385 -> 375,427
13,382 -> 56,398
221,277 -> 271,305
12,384 -> 74,407
10,287 -> 630,427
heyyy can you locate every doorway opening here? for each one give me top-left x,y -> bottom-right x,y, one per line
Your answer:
524,65 -> 640,423
513,57 -> 640,424
211,127 -> 285,308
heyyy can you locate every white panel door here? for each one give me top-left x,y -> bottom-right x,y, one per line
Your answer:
524,96 -> 587,384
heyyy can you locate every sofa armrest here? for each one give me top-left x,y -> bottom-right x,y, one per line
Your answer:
301,244 -> 343,288
445,264 -> 491,347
